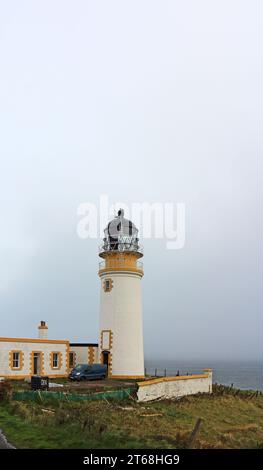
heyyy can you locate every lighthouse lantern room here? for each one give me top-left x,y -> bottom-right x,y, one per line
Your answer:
98,209 -> 145,378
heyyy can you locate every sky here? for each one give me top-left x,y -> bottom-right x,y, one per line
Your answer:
0,1 -> 262,361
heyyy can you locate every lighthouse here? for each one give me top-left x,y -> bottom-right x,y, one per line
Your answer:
98,209 -> 145,379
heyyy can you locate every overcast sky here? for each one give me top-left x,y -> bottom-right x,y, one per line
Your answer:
0,1 -> 262,361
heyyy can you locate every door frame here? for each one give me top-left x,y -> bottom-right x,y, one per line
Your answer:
31,351 -> 43,376
101,350 -> 110,377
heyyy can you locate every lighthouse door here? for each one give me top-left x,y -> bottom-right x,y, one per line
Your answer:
102,351 -> 109,376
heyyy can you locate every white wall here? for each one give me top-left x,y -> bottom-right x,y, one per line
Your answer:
70,345 -> 99,366
70,346 -> 88,365
99,272 -> 144,377
137,370 -> 213,402
0,339 -> 69,378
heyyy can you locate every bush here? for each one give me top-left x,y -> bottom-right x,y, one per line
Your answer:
9,402 -> 33,420
0,380 -> 12,402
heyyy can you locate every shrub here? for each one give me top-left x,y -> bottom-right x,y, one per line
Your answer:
0,380 -> 13,402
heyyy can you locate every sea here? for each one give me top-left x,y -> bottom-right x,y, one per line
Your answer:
144,359 -> 263,391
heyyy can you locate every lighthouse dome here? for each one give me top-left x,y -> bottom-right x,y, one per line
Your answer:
106,209 -> 137,239
100,209 -> 142,255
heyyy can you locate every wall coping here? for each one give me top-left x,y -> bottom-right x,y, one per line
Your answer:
0,337 -> 69,345
137,373 -> 210,387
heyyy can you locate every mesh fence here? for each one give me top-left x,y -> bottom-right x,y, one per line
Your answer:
12,388 -> 134,402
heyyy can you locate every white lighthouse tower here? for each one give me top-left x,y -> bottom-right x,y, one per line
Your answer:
98,209 -> 144,379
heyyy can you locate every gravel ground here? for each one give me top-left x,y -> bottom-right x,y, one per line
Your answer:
65,378 -> 135,389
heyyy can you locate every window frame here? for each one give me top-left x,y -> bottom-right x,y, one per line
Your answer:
53,353 -> 59,368
103,278 -> 113,292
69,351 -> 76,368
9,350 -> 24,371
13,352 -> 20,368
50,351 -> 62,370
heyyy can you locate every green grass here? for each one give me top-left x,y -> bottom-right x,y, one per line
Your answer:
0,403 -> 146,449
1,385 -> 263,449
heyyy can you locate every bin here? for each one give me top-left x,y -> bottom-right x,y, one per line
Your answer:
31,376 -> 49,391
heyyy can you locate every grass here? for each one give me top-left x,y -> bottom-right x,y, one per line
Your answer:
1,384 -> 263,449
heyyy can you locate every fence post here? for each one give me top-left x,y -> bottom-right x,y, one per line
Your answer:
187,418 -> 202,449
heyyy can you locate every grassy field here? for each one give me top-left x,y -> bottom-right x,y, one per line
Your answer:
0,384 -> 263,449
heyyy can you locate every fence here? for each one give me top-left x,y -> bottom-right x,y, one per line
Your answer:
12,387 -> 134,402
144,367 -> 194,378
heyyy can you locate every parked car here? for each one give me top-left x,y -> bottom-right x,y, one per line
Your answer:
69,363 -> 107,381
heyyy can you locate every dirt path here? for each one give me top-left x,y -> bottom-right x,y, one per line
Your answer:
0,429 -> 15,449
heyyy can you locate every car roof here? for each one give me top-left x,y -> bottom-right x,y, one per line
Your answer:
76,363 -> 105,368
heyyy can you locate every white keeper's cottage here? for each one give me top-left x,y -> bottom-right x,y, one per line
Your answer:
0,321 -> 99,379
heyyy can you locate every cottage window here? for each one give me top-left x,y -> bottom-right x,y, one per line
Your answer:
12,352 -> 20,368
52,353 -> 59,368
69,352 -> 75,368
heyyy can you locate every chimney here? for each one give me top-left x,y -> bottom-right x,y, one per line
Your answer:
38,321 -> 48,339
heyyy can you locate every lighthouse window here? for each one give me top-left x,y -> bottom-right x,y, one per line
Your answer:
104,278 -> 113,292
